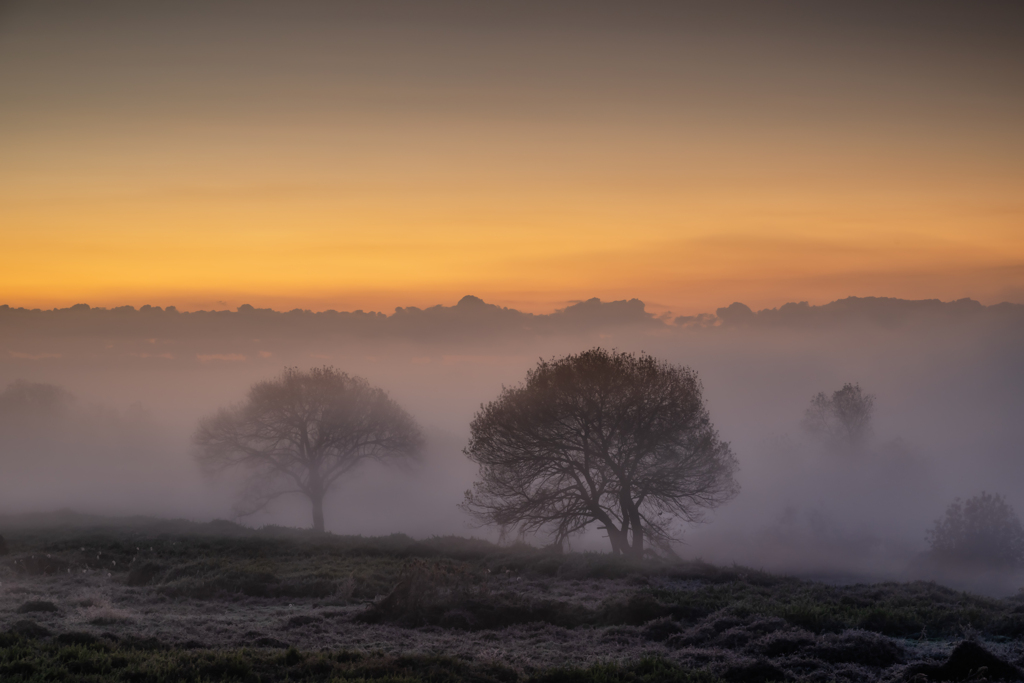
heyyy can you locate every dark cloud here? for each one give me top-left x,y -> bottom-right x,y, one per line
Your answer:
715,296 -> 1021,330
0,296 -> 662,354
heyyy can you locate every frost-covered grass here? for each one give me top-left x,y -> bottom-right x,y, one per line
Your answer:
0,634 -> 723,683
2,514 -> 1024,682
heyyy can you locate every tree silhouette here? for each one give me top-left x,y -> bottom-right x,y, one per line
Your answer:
927,492 -> 1024,569
0,380 -> 74,418
802,382 -> 875,448
194,366 -> 422,532
461,348 -> 738,558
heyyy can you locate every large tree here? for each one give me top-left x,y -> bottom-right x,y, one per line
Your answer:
194,366 -> 422,532
461,348 -> 739,558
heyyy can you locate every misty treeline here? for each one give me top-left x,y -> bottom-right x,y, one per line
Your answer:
795,382 -> 1024,573
187,352 -> 1023,570
1,295 -> 1023,588
0,379 -> 185,514
2,295 -> 1021,359
190,350 -> 739,558
2,363 -> 1021,575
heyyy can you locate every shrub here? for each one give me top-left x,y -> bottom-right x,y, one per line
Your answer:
126,560 -> 164,586
16,600 -> 58,614
926,492 -> 1024,569
753,629 -> 815,657
357,559 -> 593,630
812,630 -> 905,667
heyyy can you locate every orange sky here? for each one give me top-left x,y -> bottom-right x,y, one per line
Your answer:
1,2 -> 1022,315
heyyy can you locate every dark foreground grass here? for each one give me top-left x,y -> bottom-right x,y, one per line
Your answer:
355,560 -> 1024,639
0,632 -> 720,683
3,514 -> 1024,640
4,515 -> 1024,681
636,578 -> 1024,639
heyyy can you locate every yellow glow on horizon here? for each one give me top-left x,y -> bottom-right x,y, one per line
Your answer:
3,149 -> 1023,315
2,4 -> 1022,315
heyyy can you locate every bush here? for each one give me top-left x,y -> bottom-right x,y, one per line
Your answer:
357,559 -> 593,630
926,492 -> 1024,569
16,600 -> 59,614
812,630 -> 905,667
126,560 -> 164,586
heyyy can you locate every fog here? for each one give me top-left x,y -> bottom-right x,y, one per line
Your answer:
2,295 -> 1022,591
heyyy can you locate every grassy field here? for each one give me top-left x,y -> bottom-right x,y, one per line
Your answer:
2,514 -> 1024,682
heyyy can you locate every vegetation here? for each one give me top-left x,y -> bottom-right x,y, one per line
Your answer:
4,517 -> 1024,637
0,380 -> 75,416
802,383 -> 875,448
927,492 -> 1024,570
462,349 -> 739,558
0,636 -> 724,683
193,367 -> 423,532
3,516 -> 1024,682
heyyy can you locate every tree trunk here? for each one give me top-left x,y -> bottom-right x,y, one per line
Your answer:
596,512 -> 627,555
618,489 -> 644,559
308,462 -> 326,533
311,492 -> 325,533
625,503 -> 644,559
626,522 -> 644,559
606,525 -> 627,555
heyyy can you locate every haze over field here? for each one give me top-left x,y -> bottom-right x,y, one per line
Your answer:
2,295 -> 1022,588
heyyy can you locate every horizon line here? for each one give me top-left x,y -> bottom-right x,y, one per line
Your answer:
1,293 -> 1018,319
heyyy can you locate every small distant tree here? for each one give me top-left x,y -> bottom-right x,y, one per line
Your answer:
802,382 -> 874,448
461,348 -> 739,558
926,492 -> 1024,569
0,380 -> 75,418
193,366 -> 423,533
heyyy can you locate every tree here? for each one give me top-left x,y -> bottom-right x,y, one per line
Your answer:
0,380 -> 75,418
193,366 -> 423,533
926,492 -> 1024,569
802,382 -> 874,448
461,348 -> 739,558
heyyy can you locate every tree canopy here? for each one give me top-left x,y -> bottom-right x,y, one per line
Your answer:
802,382 -> 875,448
461,348 -> 738,558
193,366 -> 423,532
927,492 -> 1024,570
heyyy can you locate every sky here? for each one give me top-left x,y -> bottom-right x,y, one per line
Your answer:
2,1 -> 1023,315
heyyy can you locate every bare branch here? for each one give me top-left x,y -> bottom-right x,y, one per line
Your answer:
193,366 -> 423,532
461,348 -> 739,558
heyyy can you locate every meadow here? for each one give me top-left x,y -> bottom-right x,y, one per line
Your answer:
2,514 -> 1024,682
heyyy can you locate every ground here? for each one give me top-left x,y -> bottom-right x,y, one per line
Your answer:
2,514 -> 1024,682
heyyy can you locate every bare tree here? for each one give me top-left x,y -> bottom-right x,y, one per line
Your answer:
461,349 -> 739,558
193,366 -> 422,532
802,382 -> 875,448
